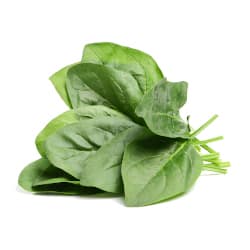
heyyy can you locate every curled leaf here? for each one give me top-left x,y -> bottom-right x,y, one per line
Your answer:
135,79 -> 189,138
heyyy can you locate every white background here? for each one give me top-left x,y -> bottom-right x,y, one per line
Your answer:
0,0 -> 249,249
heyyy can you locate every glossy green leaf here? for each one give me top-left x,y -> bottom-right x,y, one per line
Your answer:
75,105 -> 131,121
49,63 -> 78,107
18,158 -> 100,194
44,117 -> 137,179
135,79 -> 189,138
18,42 -> 228,205
36,110 -> 79,157
80,126 -> 150,193
82,42 -> 163,93
65,64 -> 113,109
66,63 -> 143,121
36,105 -> 130,157
122,136 -> 202,206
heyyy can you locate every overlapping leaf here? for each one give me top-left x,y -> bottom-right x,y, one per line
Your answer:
18,42 -> 228,206
82,42 -> 163,93
18,158 -> 100,195
122,136 -> 202,206
66,63 -> 143,121
135,79 -> 189,138
44,117 -> 138,179
50,42 -> 163,107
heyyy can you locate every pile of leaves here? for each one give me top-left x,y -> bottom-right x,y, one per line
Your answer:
18,42 -> 230,206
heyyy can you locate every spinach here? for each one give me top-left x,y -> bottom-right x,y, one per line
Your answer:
75,105 -> 131,121
122,136 -> 202,206
18,158 -> 100,195
36,105 -> 130,156
36,110 -> 79,156
66,63 -> 144,121
18,42 -> 230,206
50,42 -> 163,108
82,42 -> 163,93
50,63 -> 78,107
135,78 -> 189,138
80,126 -> 150,193
44,117 -> 139,179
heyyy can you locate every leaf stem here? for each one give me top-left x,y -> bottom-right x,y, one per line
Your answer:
201,153 -> 220,161
200,144 -> 217,153
196,136 -> 224,145
214,161 -> 231,167
190,114 -> 218,137
202,166 -> 227,174
203,161 -> 230,167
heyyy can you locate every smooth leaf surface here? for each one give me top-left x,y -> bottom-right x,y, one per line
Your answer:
80,126 -> 150,193
122,136 -> 202,206
66,64 -> 113,109
75,105 -> 131,121
50,63 -> 78,107
66,63 -> 143,121
18,158 -> 100,194
44,117 -> 137,179
36,105 -> 130,157
135,79 -> 189,138
36,110 -> 79,156
82,42 -> 163,93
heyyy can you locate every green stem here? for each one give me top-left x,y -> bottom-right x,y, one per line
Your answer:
190,114 -> 218,137
204,161 -> 231,167
203,162 -> 230,168
215,161 -> 231,167
203,158 -> 220,163
202,166 -> 227,174
189,115 -> 229,173
196,136 -> 224,145
202,161 -> 230,174
202,153 -> 220,161
200,144 -> 217,154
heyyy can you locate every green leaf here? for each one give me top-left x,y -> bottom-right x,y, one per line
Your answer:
19,42 -> 228,205
36,110 -> 79,157
75,105 -> 131,121
80,126 -> 150,193
82,42 -> 163,93
51,43 -> 163,109
40,106 -> 147,193
36,105 -> 130,157
32,183 -> 101,195
135,79 -> 189,138
18,158 -> 100,194
122,136 -> 202,206
66,63 -> 143,121
49,63 -> 78,107
44,117 -> 137,179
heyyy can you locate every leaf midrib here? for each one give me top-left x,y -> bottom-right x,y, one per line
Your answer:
133,140 -> 189,202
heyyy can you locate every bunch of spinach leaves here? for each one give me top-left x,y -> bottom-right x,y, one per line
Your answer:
18,42 -> 229,206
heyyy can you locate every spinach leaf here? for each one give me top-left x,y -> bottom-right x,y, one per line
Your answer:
19,42 -> 229,206
75,105 -> 131,121
50,42 -> 163,110
80,126 -> 150,193
82,42 -> 163,93
32,161 -> 78,186
44,117 -> 137,179
36,105 -> 131,157
135,79 -> 189,138
121,136 -> 202,206
36,110 -> 79,156
66,63 -> 143,121
18,158 -> 100,194
32,183 -> 100,195
49,63 -> 78,107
